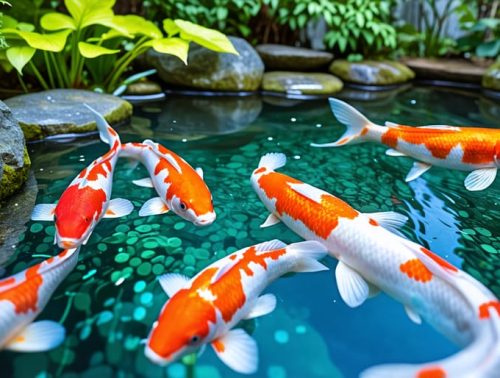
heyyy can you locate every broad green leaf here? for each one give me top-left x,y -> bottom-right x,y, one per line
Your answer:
5,29 -> 72,52
174,19 -> 238,55
78,41 -> 119,58
41,12 -> 76,31
148,37 -> 189,64
3,15 -> 18,28
17,23 -> 35,32
163,19 -> 179,36
110,15 -> 162,39
476,39 -> 500,58
64,0 -> 114,29
6,46 -> 35,74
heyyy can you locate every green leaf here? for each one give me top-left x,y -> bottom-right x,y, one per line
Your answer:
293,2 -> 306,16
148,37 -> 189,64
356,12 -> 364,28
476,39 -> 500,58
41,12 -> 76,31
4,29 -> 72,52
110,15 -> 162,39
174,19 -> 238,54
17,23 -> 35,32
6,46 -> 35,74
64,0 -> 114,29
163,19 -> 180,36
78,41 -> 119,58
2,15 -> 18,29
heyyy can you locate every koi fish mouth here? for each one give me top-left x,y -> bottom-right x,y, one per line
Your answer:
144,346 -> 171,366
194,212 -> 216,226
56,237 -> 80,249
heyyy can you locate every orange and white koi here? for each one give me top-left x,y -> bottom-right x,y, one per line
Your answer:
0,248 -> 79,352
119,141 -> 215,226
251,153 -> 500,378
31,105 -> 133,248
312,98 -> 500,191
145,240 -> 327,373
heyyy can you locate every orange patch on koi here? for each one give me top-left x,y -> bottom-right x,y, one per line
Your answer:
254,167 -> 266,175
417,366 -> 446,378
0,265 -> 43,314
212,339 -> 225,353
478,301 -> 500,319
400,259 -> 433,283
420,248 -> 458,272
369,218 -> 379,226
0,277 -> 15,288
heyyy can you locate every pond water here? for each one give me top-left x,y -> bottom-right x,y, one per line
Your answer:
1,86 -> 499,378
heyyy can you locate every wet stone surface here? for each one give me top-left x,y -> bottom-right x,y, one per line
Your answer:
1,88 -> 498,378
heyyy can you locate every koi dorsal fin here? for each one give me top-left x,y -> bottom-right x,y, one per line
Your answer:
143,140 -> 182,174
254,239 -> 287,252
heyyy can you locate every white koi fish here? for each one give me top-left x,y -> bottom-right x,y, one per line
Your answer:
31,105 -> 133,248
0,248 -> 79,352
145,239 -> 328,374
120,141 -> 215,226
312,98 -> 500,191
251,153 -> 500,378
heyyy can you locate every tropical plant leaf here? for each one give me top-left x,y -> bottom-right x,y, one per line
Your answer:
148,37 -> 189,64
6,46 -> 35,74
163,19 -> 179,36
78,41 -> 119,58
110,15 -> 162,39
41,12 -> 76,31
3,29 -> 72,52
174,19 -> 237,54
64,0 -> 115,29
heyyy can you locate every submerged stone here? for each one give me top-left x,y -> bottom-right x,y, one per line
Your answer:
263,71 -> 343,95
5,89 -> 132,141
329,60 -> 415,85
256,44 -> 333,71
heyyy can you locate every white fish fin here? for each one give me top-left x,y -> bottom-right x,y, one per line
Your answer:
404,305 -> 422,325
244,293 -> 277,320
288,240 -> 329,273
385,148 -> 407,157
197,343 -> 206,357
405,161 -> 431,182
311,98 -> 374,147
195,167 -> 203,179
365,211 -> 408,235
464,168 -> 497,191
132,177 -> 154,188
258,153 -> 286,171
5,320 -> 65,352
158,273 -> 190,297
260,213 -> 281,228
84,104 -> 120,146
104,198 -> 134,218
335,261 -> 370,308
143,140 -> 182,174
138,197 -> 169,217
254,239 -> 287,252
211,329 -> 258,374
418,125 -> 460,131
288,182 -> 325,204
31,204 -> 56,221
385,121 -> 399,127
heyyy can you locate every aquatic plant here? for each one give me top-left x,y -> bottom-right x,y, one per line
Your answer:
0,0 -> 237,93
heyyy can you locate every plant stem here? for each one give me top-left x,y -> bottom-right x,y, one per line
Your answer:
43,51 -> 55,88
106,42 -> 149,92
29,61 -> 49,90
49,52 -> 65,88
57,53 -> 71,87
17,72 -> 28,93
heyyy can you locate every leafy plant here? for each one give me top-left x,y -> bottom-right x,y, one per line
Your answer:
1,0 -> 237,93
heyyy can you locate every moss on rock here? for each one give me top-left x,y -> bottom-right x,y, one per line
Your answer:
482,62 -> 500,91
0,147 -> 31,201
330,60 -> 415,85
262,71 -> 343,95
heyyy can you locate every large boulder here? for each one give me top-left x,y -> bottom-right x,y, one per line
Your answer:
482,62 -> 500,91
147,37 -> 264,92
330,60 -> 415,85
262,71 -> 343,95
256,44 -> 333,71
0,100 -> 30,201
5,89 -> 132,141
403,58 -> 486,83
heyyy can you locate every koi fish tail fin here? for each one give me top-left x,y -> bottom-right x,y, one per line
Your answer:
311,98 -> 376,148
84,104 -> 121,148
258,153 -> 287,171
287,241 -> 329,273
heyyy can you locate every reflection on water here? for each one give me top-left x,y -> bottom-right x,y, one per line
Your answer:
1,86 -> 499,378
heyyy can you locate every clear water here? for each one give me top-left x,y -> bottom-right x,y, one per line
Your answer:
2,86 -> 499,378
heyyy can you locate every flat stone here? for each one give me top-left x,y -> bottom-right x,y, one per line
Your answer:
5,89 -> 133,141
482,61 -> 500,91
256,44 -> 333,71
330,60 -> 415,85
403,58 -> 486,83
262,71 -> 343,95
147,37 -> 264,91
125,80 -> 162,95
0,100 -> 30,200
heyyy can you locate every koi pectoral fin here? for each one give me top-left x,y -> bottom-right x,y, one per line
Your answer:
244,294 -> 277,320
385,148 -> 407,157
404,305 -> 422,325
31,204 -> 56,221
104,198 -> 134,218
132,177 -> 154,188
405,162 -> 431,182
5,320 -> 65,352
464,168 -> 497,191
211,329 -> 258,374
138,197 -> 169,217
335,261 -> 372,308
365,211 -> 408,236
158,273 -> 190,298
260,213 -> 281,228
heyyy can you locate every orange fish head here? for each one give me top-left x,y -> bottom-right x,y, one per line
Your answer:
146,293 -> 214,365
169,187 -> 215,227
54,209 -> 96,248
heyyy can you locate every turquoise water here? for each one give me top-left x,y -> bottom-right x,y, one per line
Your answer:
1,86 -> 499,378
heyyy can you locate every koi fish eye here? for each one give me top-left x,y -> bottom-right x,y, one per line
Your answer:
180,202 -> 187,211
188,335 -> 200,345
83,216 -> 91,223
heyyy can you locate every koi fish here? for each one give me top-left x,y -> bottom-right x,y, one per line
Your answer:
145,239 -> 328,373
0,248 -> 79,352
119,141 -> 215,226
311,98 -> 500,191
251,153 -> 500,378
31,105 -> 133,248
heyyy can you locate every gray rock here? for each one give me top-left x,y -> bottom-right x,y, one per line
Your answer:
330,60 -> 415,85
0,171 -> 37,268
125,80 -> 162,95
262,71 -> 343,95
147,37 -> 264,91
482,61 -> 500,91
5,89 -> 133,141
404,58 -> 486,84
256,44 -> 333,71
0,100 -> 30,200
